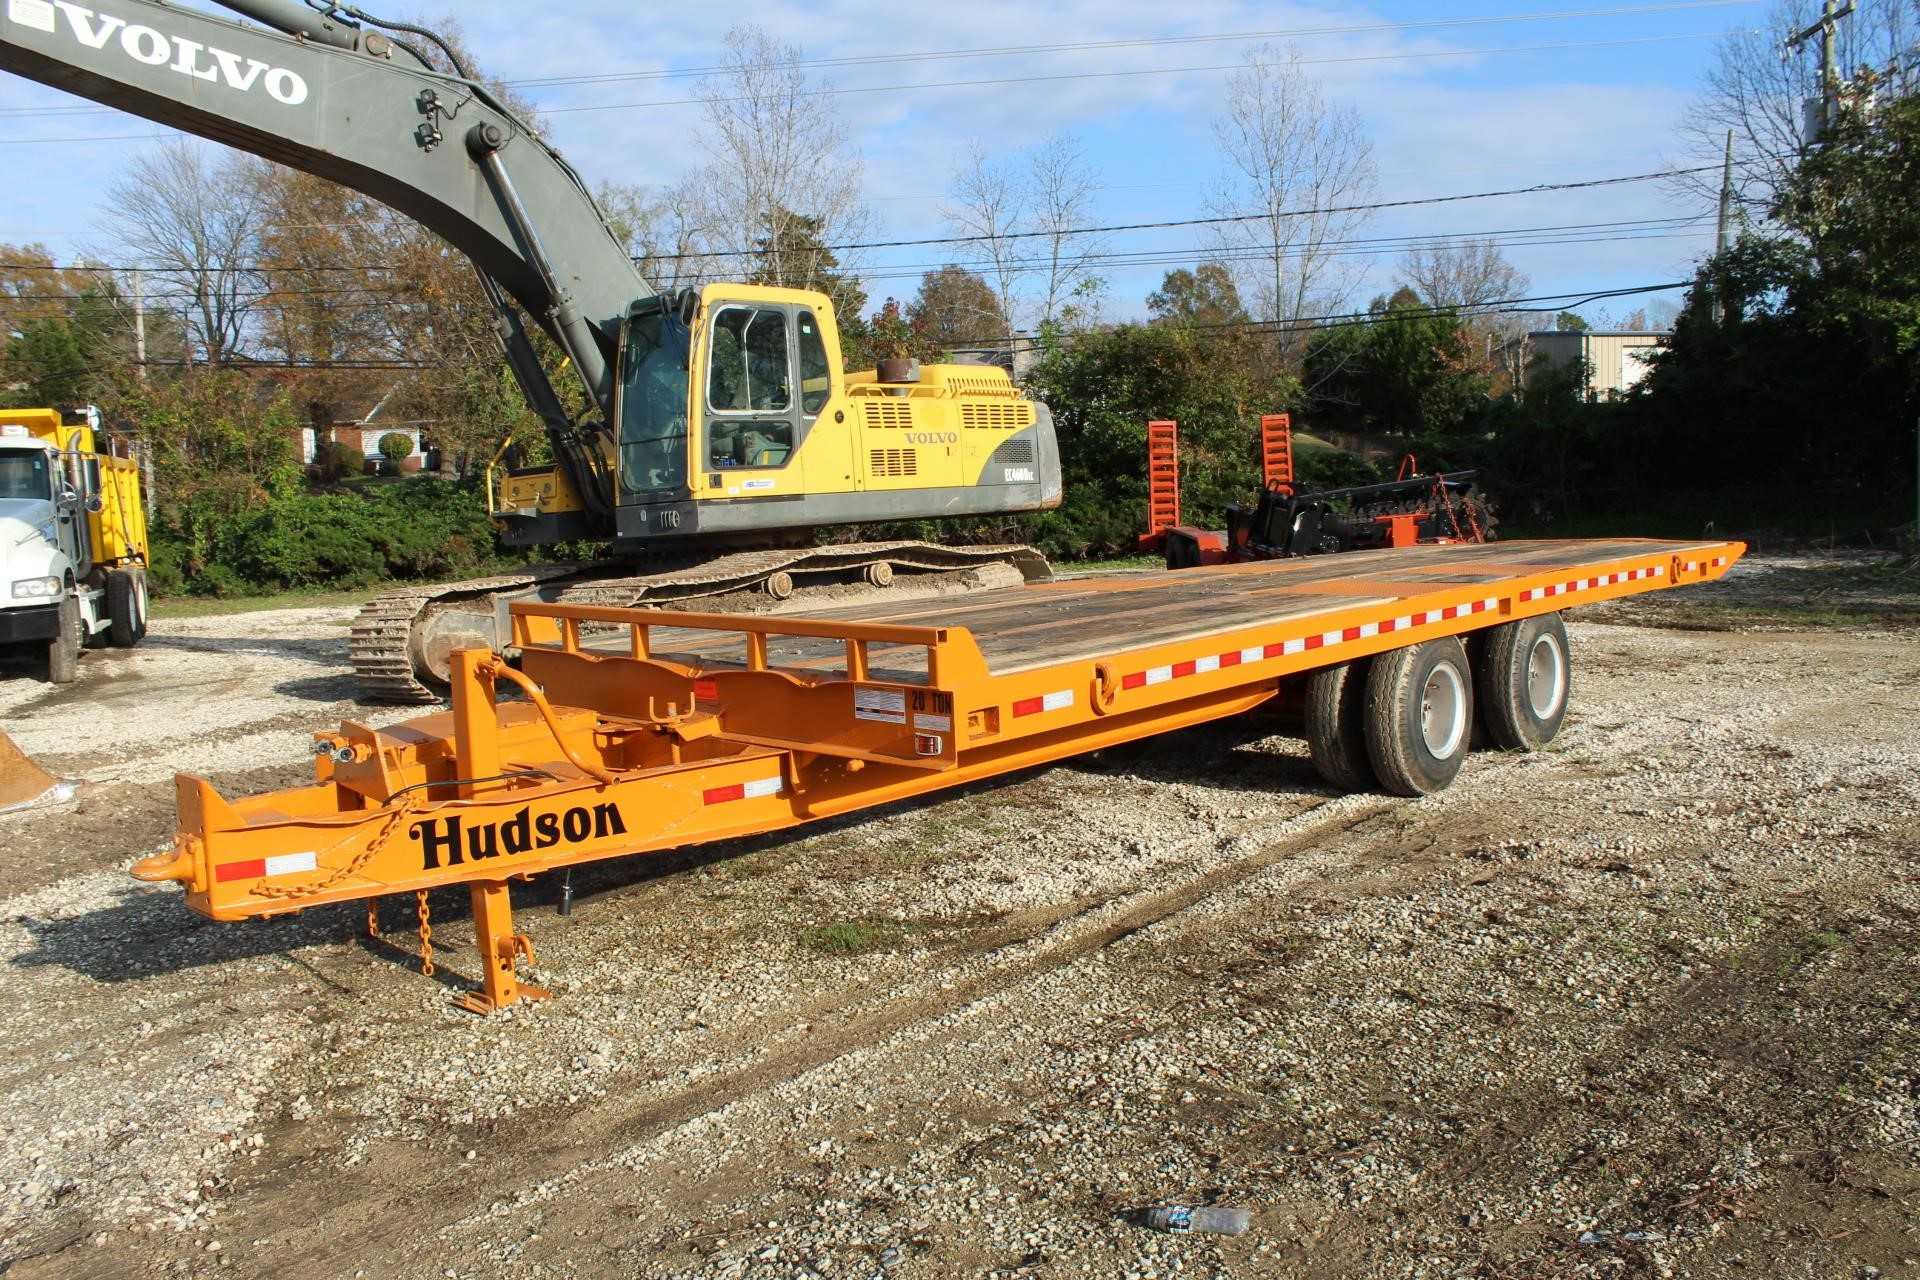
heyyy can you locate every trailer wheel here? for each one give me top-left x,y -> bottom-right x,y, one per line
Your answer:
1475,613 -> 1570,750
1304,659 -> 1376,792
46,594 -> 82,685
1363,637 -> 1473,796
106,569 -> 145,648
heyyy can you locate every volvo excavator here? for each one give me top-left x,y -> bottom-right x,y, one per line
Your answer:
0,0 -> 1062,700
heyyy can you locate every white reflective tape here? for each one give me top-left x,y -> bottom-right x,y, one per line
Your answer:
264,850 -> 317,877
1144,666 -> 1172,686
1239,646 -> 1263,664
1357,622 -> 1378,638
1652,564 -> 1666,576
1395,616 -> 1413,630
1041,689 -> 1074,712
1482,597 -> 1498,611
743,775 -> 784,799
1195,654 -> 1220,674
1321,630 -> 1343,647
1282,638 -> 1305,655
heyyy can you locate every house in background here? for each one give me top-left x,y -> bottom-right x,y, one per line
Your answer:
291,392 -> 443,475
1501,330 -> 1665,400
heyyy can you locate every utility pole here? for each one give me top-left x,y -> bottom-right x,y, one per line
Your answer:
1785,0 -> 1856,142
131,269 -> 147,381
1713,130 -> 1734,326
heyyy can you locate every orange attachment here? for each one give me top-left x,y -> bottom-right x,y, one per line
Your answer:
149,539 -> 1747,1014
1260,413 -> 1294,494
1139,419 -> 1180,549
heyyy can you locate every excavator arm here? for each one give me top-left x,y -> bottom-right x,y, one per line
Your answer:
0,0 -> 654,513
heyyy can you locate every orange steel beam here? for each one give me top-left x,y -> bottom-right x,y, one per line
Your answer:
136,540 -> 1745,1012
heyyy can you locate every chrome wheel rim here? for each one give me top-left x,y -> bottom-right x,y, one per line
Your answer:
1420,661 -> 1467,758
1526,634 -> 1566,720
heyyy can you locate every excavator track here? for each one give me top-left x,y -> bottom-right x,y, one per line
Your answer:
348,542 -> 1050,703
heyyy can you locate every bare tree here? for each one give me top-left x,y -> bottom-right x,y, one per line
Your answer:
598,178 -> 721,297
1398,237 -> 1531,340
943,143 -> 1024,340
1675,0 -> 1919,218
1208,45 -> 1376,361
690,25 -> 868,297
1027,133 -> 1104,329
98,139 -> 267,365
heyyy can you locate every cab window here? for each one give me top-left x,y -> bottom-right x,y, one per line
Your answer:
797,310 -> 832,416
707,307 -> 791,414
706,306 -> 796,471
0,451 -> 51,501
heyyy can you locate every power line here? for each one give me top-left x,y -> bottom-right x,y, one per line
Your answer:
2,216 -> 1714,303
656,166 -> 1723,259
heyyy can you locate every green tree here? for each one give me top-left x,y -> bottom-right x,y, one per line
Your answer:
1553,311 -> 1589,332
908,266 -> 1007,352
1146,263 -> 1249,329
1304,289 -> 1489,439
750,208 -> 867,321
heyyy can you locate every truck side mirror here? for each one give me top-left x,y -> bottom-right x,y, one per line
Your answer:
56,484 -> 80,511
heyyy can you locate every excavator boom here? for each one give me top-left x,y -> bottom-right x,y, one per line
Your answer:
0,0 -> 650,420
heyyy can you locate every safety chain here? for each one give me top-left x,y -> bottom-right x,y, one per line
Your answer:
366,897 -> 380,939
251,794 -> 423,902
415,889 -> 434,977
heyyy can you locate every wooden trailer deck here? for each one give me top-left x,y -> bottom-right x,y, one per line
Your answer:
611,538 -> 1736,684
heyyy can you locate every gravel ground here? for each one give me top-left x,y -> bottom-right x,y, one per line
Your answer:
0,554 -> 1915,1279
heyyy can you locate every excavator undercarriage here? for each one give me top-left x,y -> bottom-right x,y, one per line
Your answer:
351,542 -> 1052,702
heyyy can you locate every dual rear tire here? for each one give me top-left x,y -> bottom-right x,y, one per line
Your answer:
1303,613 -> 1570,797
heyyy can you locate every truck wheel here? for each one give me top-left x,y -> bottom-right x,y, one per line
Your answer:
46,594 -> 82,684
1475,613 -> 1570,750
1363,637 -> 1473,797
107,569 -> 145,648
1303,659 -> 1376,792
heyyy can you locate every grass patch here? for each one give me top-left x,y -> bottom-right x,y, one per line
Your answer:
1055,554 -> 1159,576
798,920 -> 906,956
149,585 -> 391,619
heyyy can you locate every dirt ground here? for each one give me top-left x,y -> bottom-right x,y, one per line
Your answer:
0,554 -> 1915,1279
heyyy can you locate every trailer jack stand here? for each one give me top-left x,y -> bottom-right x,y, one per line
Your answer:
453,880 -> 550,1015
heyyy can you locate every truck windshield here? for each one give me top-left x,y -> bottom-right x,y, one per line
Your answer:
618,309 -> 691,498
0,451 -> 52,501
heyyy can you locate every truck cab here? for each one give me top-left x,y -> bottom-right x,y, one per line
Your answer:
0,408 -> 150,683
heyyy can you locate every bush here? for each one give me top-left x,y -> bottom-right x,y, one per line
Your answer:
377,431 -> 413,462
313,439 -> 364,481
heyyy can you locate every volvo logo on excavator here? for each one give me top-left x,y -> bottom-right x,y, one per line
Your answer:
8,0 -> 311,104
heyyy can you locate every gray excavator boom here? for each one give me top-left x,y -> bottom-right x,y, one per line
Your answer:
0,0 -> 653,418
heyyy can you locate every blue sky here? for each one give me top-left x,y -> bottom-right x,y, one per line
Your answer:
0,0 -> 1764,324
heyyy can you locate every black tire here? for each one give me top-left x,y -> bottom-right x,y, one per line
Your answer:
1303,659 -> 1376,792
46,593 -> 82,684
1363,637 -> 1474,797
107,569 -> 142,648
1475,613 -> 1570,750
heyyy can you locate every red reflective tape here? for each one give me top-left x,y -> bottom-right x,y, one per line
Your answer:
1218,650 -> 1242,667
1121,672 -> 1146,689
215,858 -> 266,883
1264,642 -> 1286,659
693,678 -> 719,702
1341,626 -> 1362,642
702,782 -> 746,805
1303,634 -> 1324,650
1011,696 -> 1045,717
1172,659 -> 1197,678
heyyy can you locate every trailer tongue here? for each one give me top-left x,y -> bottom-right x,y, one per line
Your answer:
136,538 -> 1743,1014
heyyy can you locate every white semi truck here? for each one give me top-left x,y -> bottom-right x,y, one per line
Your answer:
0,407 -> 150,683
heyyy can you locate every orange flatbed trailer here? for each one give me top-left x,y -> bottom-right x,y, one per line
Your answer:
138,537 -> 1743,1013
